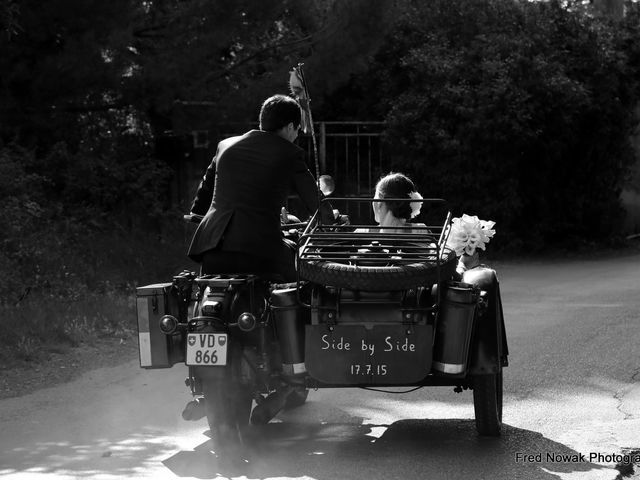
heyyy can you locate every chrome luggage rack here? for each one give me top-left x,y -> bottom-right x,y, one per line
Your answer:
297,198 -> 455,268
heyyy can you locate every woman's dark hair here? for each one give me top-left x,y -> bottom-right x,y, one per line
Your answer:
375,172 -> 417,220
259,94 -> 302,132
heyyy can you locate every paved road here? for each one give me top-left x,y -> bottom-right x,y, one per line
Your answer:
1,253 -> 639,479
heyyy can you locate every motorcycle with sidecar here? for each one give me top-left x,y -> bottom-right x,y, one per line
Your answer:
135,196 -> 508,453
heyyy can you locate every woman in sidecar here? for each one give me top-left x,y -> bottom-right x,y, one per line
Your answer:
297,172 -> 457,290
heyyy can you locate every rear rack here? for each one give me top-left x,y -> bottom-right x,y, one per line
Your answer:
298,198 -> 454,267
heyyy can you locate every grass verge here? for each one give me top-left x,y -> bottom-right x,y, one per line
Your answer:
0,291 -> 135,367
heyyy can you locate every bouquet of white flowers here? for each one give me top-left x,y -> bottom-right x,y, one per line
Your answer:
446,214 -> 496,256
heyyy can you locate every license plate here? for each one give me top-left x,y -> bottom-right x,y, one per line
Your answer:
186,333 -> 228,366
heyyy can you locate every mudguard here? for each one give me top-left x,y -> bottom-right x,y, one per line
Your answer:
463,267 -> 509,375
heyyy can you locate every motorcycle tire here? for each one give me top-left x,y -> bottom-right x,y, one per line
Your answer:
472,371 -> 503,436
202,379 -> 253,455
284,387 -> 309,410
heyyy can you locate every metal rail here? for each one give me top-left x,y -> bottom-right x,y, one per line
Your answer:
298,198 -> 453,268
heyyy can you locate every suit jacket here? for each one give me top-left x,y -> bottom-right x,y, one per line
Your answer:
187,129 -> 327,262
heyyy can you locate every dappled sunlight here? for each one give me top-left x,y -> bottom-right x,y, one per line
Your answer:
162,417 -> 618,480
0,384 -> 625,479
281,386 -> 478,428
154,392 -> 621,480
364,425 -> 388,442
504,378 -> 640,460
540,467 -> 621,480
3,246 -> 639,480
350,395 -> 476,423
287,384 -> 634,477
0,427 -> 207,479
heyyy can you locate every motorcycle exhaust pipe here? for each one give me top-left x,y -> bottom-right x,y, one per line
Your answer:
250,386 -> 293,425
182,397 -> 206,421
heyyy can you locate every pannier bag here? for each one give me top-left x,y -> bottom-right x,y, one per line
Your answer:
136,283 -> 184,368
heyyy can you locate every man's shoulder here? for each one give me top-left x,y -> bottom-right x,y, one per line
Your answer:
219,135 -> 243,148
217,130 -> 304,167
215,134 -> 244,158
243,130 -> 304,154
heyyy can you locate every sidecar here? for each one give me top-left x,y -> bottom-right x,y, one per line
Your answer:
285,197 -> 509,436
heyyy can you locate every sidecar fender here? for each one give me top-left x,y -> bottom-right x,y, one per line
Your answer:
463,267 -> 509,375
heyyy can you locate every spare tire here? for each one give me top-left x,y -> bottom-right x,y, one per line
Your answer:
298,250 -> 457,291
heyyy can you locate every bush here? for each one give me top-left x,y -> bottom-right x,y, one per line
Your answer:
325,0 -> 640,251
0,141 -> 192,365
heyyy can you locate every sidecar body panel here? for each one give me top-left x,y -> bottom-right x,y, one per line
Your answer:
305,323 -> 433,385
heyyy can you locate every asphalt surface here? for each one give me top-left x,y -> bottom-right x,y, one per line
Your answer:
0,252 -> 639,479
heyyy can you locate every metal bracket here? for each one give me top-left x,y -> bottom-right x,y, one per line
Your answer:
311,286 -> 339,327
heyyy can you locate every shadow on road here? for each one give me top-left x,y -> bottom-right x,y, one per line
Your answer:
163,414 -> 616,480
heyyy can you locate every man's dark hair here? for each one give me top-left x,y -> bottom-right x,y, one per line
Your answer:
259,94 -> 301,132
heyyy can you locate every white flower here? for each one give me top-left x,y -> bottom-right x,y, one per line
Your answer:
446,214 -> 496,256
409,191 -> 423,219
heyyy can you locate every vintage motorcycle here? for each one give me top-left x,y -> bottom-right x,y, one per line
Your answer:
135,196 -> 508,454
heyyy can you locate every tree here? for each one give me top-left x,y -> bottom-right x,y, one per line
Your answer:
0,0 -> 395,203
0,0 -> 398,299
1,0 -> 396,147
1,0 -> 17,36
593,0 -> 624,20
327,0 -> 640,249
127,0 -> 396,133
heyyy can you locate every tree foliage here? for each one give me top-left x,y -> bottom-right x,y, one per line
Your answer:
2,0 -> 640,304
0,0 -> 395,301
328,0 -> 640,250
127,0 -> 395,132
0,0 -> 394,144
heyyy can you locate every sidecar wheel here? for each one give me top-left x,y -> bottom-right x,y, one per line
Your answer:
472,371 -> 503,436
202,380 -> 253,453
284,387 -> 309,409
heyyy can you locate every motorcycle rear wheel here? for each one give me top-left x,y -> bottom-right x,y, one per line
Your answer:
284,387 -> 309,409
202,379 -> 253,455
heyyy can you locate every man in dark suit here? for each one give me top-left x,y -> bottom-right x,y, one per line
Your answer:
188,94 -> 332,280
